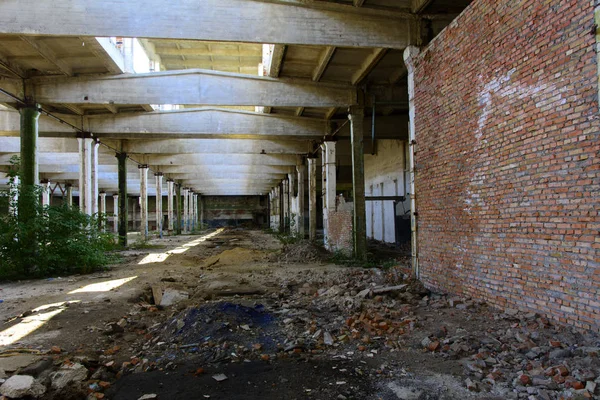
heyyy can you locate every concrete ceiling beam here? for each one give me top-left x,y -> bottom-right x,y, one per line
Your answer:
0,0 -> 414,49
31,69 -> 356,107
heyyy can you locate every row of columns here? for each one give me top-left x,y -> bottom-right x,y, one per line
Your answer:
266,109 -> 366,260
15,105 -> 202,249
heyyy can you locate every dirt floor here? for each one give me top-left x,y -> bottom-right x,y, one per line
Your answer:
0,229 -> 598,399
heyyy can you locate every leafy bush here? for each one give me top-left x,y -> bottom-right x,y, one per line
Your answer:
0,158 -> 117,280
0,203 -> 117,280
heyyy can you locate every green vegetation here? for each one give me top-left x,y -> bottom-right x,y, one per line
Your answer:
0,157 -> 117,280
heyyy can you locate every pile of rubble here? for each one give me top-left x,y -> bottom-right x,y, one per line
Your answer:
276,240 -> 326,264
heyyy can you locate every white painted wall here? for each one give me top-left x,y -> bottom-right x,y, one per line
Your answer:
364,139 -> 408,244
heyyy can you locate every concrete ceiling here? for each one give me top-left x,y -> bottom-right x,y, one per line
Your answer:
0,0 -> 472,196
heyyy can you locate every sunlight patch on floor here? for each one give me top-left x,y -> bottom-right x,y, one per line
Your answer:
138,228 -> 224,264
0,301 -> 80,346
68,276 -> 138,294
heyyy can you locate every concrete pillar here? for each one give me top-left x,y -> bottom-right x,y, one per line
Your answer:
296,162 -> 305,237
99,191 -> 106,231
199,195 -> 204,229
155,172 -> 163,238
41,180 -> 50,206
323,141 -> 336,247
65,183 -> 73,207
307,157 -> 317,241
405,46 -> 420,277
349,109 -> 367,260
176,183 -> 182,235
188,190 -> 195,232
139,165 -> 149,240
116,152 -> 128,246
182,188 -> 189,233
91,140 -> 99,214
282,179 -> 289,233
167,179 -> 174,232
113,194 -> 119,234
78,137 -> 93,215
8,176 -> 19,216
18,105 -> 40,265
132,198 -> 137,230
193,194 -> 198,230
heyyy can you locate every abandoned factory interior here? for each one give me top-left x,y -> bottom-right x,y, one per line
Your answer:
0,0 -> 598,399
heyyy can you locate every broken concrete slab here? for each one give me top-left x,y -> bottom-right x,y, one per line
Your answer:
50,362 -> 88,390
0,375 -> 46,398
159,289 -> 189,306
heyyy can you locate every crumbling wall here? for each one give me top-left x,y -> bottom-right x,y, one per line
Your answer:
412,0 -> 600,330
364,139 -> 410,243
204,196 -> 267,227
326,195 -> 353,255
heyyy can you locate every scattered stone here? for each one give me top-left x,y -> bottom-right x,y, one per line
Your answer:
212,374 -> 228,382
160,289 -> 189,306
50,362 -> 88,390
0,375 -> 46,398
323,332 -> 334,346
138,394 -> 158,400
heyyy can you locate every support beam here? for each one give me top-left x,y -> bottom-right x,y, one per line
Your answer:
112,193 -> 119,234
155,173 -> 163,238
404,46 -> 420,277
117,152 -> 128,246
19,36 -> 73,76
167,179 -> 174,232
41,180 -> 50,206
66,183 -> 72,207
32,70 -> 357,107
0,0 -> 414,49
308,157 -> 317,241
349,109 -> 367,261
296,161 -> 305,238
18,105 -> 40,227
411,0 -> 434,14
176,183 -> 182,235
91,140 -> 99,214
0,109 -> 329,139
182,188 -> 189,233
322,141 -> 336,249
78,137 -> 93,215
139,165 -> 149,240
99,191 -> 106,231
351,48 -> 388,86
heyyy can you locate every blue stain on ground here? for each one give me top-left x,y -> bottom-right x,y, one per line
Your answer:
174,301 -> 282,352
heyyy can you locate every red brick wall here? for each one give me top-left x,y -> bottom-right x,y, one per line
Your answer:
327,196 -> 354,255
412,0 -> 600,330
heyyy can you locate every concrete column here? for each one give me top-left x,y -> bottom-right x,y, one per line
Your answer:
139,165 -> 149,240
307,157 -> 317,241
194,194 -> 199,230
405,46 -> 420,277
167,179 -> 174,232
323,141 -> 336,247
132,198 -> 137,230
91,140 -> 99,214
65,183 -> 73,207
188,190 -> 194,232
78,137 -> 93,215
113,194 -> 119,234
8,176 -> 19,216
41,180 -> 50,206
182,188 -> 189,233
99,191 -> 106,231
282,179 -> 289,233
18,105 -> 40,225
349,109 -> 367,260
155,172 -> 163,238
176,183 -> 182,235
116,152 -> 128,246
199,195 -> 204,229
296,162 -> 305,237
